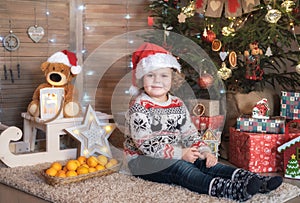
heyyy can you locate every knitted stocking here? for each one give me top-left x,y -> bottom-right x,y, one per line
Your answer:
209,176 -> 261,202
232,169 -> 283,193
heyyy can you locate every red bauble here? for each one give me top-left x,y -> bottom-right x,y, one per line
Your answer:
202,30 -> 216,43
198,73 -> 214,89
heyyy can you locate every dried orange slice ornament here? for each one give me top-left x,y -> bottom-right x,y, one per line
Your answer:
211,39 -> 222,52
229,51 -> 237,68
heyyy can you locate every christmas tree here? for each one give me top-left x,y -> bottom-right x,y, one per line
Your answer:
147,0 -> 300,94
285,154 -> 300,178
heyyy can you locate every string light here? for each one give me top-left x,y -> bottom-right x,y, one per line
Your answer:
78,5 -> 85,11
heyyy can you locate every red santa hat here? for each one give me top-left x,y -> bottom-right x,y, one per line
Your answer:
129,42 -> 181,95
47,50 -> 82,74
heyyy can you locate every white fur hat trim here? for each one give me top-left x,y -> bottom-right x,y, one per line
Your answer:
135,53 -> 181,79
47,52 -> 71,67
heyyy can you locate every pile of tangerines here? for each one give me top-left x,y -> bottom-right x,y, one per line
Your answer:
45,155 -> 118,177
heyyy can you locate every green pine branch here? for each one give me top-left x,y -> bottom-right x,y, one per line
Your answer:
147,0 -> 300,94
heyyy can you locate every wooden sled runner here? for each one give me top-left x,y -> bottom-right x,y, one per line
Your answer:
0,112 -> 112,168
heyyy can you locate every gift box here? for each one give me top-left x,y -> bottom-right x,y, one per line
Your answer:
229,128 -> 285,172
277,120 -> 300,179
280,91 -> 300,119
188,99 -> 220,117
236,115 -> 285,134
191,115 -> 224,130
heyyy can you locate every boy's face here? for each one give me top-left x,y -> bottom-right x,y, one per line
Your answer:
143,67 -> 172,102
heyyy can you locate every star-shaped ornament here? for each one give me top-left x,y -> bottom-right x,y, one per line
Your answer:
65,105 -> 115,158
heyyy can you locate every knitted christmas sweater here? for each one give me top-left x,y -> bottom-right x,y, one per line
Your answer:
123,92 -> 211,162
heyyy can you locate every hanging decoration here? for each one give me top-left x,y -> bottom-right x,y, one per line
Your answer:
202,29 -> 216,43
265,5 -> 282,23
181,0 -> 196,18
222,22 -> 236,36
197,71 -> 214,89
178,12 -> 187,23
244,41 -> 264,80
3,20 -> 20,52
217,62 -> 232,80
219,50 -> 228,61
241,0 -> 260,13
205,0 -> 224,18
162,23 -> 173,46
197,0 -> 259,17
229,51 -> 237,68
211,39 -> 222,52
281,0 -> 295,13
218,46 -> 232,80
27,8 -> 45,43
2,20 -> 21,83
265,46 -> 273,57
225,0 -> 242,17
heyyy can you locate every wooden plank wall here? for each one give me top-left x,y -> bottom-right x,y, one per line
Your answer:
0,0 -> 70,128
82,0 -> 149,114
0,0 -> 149,131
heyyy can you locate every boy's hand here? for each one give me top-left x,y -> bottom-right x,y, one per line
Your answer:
201,152 -> 218,168
182,147 -> 201,163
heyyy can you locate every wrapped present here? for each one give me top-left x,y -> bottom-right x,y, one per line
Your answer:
236,115 -> 285,134
191,115 -> 224,130
229,128 -> 285,172
280,91 -> 300,119
189,99 -> 220,117
277,120 -> 300,179
230,127 -> 299,173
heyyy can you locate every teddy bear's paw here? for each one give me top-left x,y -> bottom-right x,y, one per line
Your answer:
28,103 -> 39,117
64,102 -> 81,117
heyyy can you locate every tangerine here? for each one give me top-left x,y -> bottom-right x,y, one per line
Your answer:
105,162 -> 114,169
95,164 -> 106,171
97,155 -> 108,166
87,156 -> 98,167
77,166 -> 89,175
45,167 -> 57,177
66,160 -> 79,171
56,172 -> 66,178
66,170 -> 77,177
81,163 -> 89,168
88,167 -> 97,173
77,156 -> 87,165
51,162 -> 62,171
109,158 -> 118,165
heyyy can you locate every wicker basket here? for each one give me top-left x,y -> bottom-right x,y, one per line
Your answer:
41,161 -> 122,186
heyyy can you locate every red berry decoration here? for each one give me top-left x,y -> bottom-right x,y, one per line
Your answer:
202,30 -> 216,43
198,73 -> 214,89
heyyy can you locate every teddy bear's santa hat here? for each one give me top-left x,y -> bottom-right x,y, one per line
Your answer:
129,42 -> 181,95
47,50 -> 82,74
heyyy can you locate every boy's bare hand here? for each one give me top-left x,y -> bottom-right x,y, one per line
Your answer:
201,152 -> 218,168
182,147 -> 201,163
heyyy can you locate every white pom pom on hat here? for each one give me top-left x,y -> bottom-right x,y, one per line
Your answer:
47,50 -> 82,74
130,42 -> 181,95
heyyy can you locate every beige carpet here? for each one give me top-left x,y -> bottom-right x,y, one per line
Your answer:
0,162 -> 299,203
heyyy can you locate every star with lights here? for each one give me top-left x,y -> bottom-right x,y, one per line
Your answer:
65,105 -> 115,158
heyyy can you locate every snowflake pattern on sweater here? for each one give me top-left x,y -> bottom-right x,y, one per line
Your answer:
124,93 -> 211,161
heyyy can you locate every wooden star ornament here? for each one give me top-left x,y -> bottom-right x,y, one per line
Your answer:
65,105 -> 115,158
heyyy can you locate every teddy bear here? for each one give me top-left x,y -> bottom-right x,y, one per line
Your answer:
27,50 -> 82,119
244,41 -> 264,80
